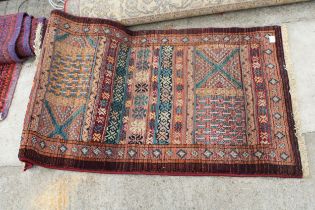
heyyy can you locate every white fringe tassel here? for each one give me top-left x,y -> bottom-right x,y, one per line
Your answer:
281,25 -> 310,178
33,22 -> 43,65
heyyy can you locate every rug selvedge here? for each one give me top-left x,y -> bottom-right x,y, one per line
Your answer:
19,10 -> 303,177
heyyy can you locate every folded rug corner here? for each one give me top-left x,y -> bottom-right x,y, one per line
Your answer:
0,13 -> 46,120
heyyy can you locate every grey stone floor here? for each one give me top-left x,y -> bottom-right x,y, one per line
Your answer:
0,1 -> 315,210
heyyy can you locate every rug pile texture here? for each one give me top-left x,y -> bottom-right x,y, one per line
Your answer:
0,13 -> 46,120
19,10 -> 304,177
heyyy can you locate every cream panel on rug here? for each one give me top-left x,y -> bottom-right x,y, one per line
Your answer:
65,0 -> 309,25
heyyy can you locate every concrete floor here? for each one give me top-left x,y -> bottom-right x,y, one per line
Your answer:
0,1 -> 315,210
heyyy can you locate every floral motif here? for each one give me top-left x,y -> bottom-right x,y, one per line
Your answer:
128,134 -> 144,144
130,120 -> 146,133
136,60 -> 150,70
132,107 -> 147,119
135,71 -> 149,82
174,122 -> 182,132
134,95 -> 148,106
135,83 -> 148,92
137,48 -> 150,59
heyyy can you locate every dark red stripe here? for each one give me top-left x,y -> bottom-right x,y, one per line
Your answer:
19,148 -> 302,177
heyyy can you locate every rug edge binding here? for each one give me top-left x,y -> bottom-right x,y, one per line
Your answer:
281,25 -> 309,178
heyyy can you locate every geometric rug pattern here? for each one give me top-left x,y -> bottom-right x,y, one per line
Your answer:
19,10 -> 303,177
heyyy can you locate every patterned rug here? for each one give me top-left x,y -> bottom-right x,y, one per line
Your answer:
0,13 -> 46,120
19,10 -> 304,177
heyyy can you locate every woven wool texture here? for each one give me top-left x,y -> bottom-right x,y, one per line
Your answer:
0,13 -> 46,120
19,10 -> 304,177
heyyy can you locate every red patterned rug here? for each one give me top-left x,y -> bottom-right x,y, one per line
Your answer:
19,10 -> 304,177
0,13 -> 46,120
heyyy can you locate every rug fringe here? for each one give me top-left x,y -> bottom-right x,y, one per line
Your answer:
23,162 -> 33,171
281,25 -> 309,178
34,22 -> 43,65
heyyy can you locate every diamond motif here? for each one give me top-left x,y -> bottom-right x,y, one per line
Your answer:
274,113 -> 282,120
217,151 -> 225,158
269,151 -> 276,158
128,149 -> 137,158
203,149 -> 213,158
255,34 -> 261,40
182,37 -> 189,43
223,36 -> 230,41
63,23 -> 70,29
162,38 -> 168,43
176,149 -> 187,159
265,49 -> 272,54
254,151 -> 263,159
280,152 -> 289,160
279,143 -> 285,148
50,145 -> 56,151
269,78 -> 278,85
105,148 -> 113,156
264,34 -> 270,39
142,150 -> 149,156
242,152 -> 249,158
103,27 -> 110,34
81,147 -> 89,155
60,145 -> 67,153
93,148 -> 101,156
72,147 -> 78,153
31,136 -> 37,144
230,150 -> 238,159
117,150 -> 124,157
266,63 -> 275,68
83,27 -> 89,32
39,141 -> 46,149
275,132 -> 285,139
203,37 -> 209,42
141,38 -> 147,43
153,149 -> 162,158
272,96 -> 281,103
244,36 -> 251,41
166,150 -> 173,156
